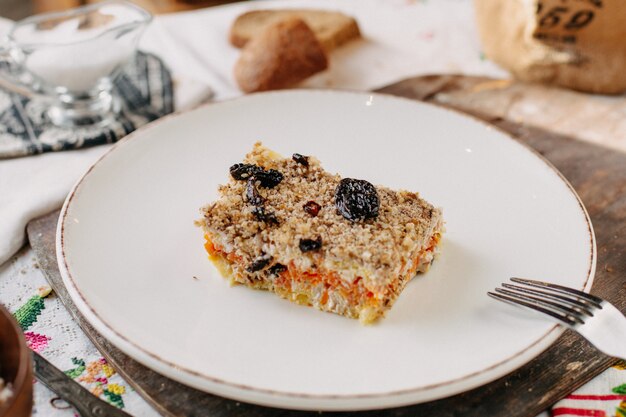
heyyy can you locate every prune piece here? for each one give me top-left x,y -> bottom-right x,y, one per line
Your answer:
230,163 -> 283,188
255,169 -> 283,188
230,163 -> 262,180
246,255 -> 272,272
303,201 -> 321,217
267,263 -> 287,276
292,153 -> 309,167
246,178 -> 265,206
299,237 -> 322,252
251,206 -> 279,225
335,178 -> 379,222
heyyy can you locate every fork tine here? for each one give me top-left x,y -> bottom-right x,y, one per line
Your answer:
502,283 -> 595,316
494,288 -> 586,325
510,277 -> 603,308
487,291 -> 579,326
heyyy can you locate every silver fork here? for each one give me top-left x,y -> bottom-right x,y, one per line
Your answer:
488,277 -> 626,360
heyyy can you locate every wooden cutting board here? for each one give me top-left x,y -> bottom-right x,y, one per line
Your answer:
27,75 -> 626,417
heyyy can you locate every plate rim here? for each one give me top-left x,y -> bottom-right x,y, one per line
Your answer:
55,89 -> 596,410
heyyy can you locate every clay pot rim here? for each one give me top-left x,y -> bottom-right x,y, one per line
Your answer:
0,304 -> 32,417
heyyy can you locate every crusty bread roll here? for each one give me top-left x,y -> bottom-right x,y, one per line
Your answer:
230,9 -> 361,51
234,18 -> 329,93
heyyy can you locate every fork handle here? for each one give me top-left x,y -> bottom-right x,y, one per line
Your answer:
33,352 -> 132,417
577,302 -> 626,360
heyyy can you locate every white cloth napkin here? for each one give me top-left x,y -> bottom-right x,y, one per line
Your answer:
0,0 -> 506,264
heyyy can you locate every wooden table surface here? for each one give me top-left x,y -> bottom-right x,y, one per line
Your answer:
382,76 -> 626,153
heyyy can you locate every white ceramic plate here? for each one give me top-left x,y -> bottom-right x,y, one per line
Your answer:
57,91 -> 595,411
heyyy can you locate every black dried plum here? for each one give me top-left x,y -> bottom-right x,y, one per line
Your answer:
230,163 -> 262,180
230,163 -> 283,188
335,178 -> 379,222
251,206 -> 279,225
246,178 -> 265,206
299,237 -> 322,252
267,263 -> 287,276
292,153 -> 309,167
303,201 -> 321,217
255,169 -> 283,188
246,255 -> 272,272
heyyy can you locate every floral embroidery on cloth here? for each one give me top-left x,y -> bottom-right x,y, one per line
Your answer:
551,363 -> 626,417
65,357 -> 126,409
0,254 -> 158,416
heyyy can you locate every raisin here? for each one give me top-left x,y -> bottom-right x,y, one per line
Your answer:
267,263 -> 287,276
230,163 -> 283,188
303,201 -> 321,217
255,169 -> 283,188
335,178 -> 380,222
292,153 -> 309,167
251,206 -> 279,225
246,178 -> 265,206
246,255 -> 272,272
230,163 -> 262,180
299,237 -> 322,252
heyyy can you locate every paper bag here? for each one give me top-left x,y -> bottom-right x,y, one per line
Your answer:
474,0 -> 626,94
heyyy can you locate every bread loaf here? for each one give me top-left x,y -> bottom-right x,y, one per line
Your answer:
230,9 -> 360,51
234,18 -> 329,93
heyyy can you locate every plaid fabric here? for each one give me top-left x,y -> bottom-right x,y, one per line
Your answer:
0,51 -> 173,159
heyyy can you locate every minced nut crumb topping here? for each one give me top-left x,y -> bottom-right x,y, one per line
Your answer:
199,142 -> 443,291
